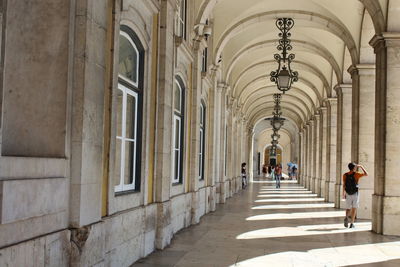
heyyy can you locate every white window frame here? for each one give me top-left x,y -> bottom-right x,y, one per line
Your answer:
115,82 -> 139,193
119,31 -> 139,88
199,102 -> 206,180
172,81 -> 184,184
172,115 -> 182,184
201,48 -> 208,73
176,0 -> 187,39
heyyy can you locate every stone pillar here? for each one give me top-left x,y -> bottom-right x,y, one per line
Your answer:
335,84 -> 352,208
154,0 -> 175,248
320,107 -> 328,198
248,127 -> 254,182
299,130 -> 304,185
370,33 -> 400,235
305,124 -> 311,188
314,113 -> 322,195
303,124 -> 309,188
355,64 -> 375,219
307,120 -> 314,190
311,117 -> 317,193
216,84 -> 226,203
326,98 -> 338,202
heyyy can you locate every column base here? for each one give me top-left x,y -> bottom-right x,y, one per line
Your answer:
328,181 -> 336,203
357,188 -> 373,219
156,201 -> 173,249
320,178 -> 326,198
372,194 -> 400,236
335,183 -> 342,208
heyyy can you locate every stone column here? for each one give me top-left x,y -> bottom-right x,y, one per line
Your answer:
314,112 -> 322,195
298,130 -> 304,185
154,0 -> 175,248
248,127 -> 254,182
226,98 -> 233,198
370,33 -> 400,235
355,64 -> 375,219
335,84 -> 352,208
308,120 -> 314,190
302,125 -> 308,188
310,117 -> 317,193
305,124 -> 311,188
326,98 -> 338,202
320,107 -> 328,198
216,84 -> 226,203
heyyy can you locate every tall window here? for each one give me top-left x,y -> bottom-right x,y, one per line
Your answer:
115,26 -> 143,193
172,78 -> 185,184
201,48 -> 208,73
176,0 -> 187,40
199,102 -> 206,180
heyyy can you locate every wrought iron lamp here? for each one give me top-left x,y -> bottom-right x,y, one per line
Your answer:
270,18 -> 298,93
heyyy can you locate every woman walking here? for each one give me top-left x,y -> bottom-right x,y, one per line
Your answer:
275,164 -> 282,188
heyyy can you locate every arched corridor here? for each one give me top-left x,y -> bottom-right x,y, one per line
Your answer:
2,0 -> 400,266
134,179 -> 400,267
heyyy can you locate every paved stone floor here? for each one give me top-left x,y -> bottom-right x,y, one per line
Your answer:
133,178 -> 400,267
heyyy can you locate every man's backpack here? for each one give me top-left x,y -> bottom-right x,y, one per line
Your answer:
345,173 -> 358,195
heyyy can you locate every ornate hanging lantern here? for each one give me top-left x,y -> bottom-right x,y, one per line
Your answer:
270,18 -> 298,93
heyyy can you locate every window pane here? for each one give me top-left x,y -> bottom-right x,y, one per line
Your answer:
116,89 -> 123,137
175,118 -> 180,149
174,85 -> 181,112
119,34 -> 138,84
126,93 -> 137,139
124,141 -> 135,186
114,138 -> 122,186
174,150 -> 180,182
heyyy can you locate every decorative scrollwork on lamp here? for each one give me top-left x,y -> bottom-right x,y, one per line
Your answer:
270,18 -> 298,93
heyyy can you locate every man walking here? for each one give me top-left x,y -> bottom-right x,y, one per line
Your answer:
343,163 -> 368,228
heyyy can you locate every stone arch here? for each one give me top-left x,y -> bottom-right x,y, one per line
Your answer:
241,87 -> 317,115
236,75 -> 323,106
243,92 -> 312,119
232,60 -> 331,99
244,99 -> 308,122
214,10 -> 359,65
227,40 -> 342,88
248,104 -> 305,127
359,0 -> 386,34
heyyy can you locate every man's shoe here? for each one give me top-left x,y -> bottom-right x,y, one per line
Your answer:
349,223 -> 355,228
344,217 -> 349,228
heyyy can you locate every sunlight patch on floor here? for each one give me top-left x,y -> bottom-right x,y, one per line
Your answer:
247,210 -> 342,220
255,198 -> 325,203
232,241 -> 400,267
257,194 -> 318,198
258,190 -> 312,194
236,222 -> 371,239
253,180 -> 298,184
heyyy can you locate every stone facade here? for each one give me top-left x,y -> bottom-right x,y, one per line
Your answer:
0,0 -> 245,266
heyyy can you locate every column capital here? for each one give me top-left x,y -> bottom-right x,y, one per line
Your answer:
334,83 -> 352,95
370,32 -> 400,50
323,97 -> 337,103
347,64 -> 358,76
355,63 -> 376,76
217,82 -> 228,94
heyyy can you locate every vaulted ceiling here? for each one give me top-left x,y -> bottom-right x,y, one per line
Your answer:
195,0 -> 386,133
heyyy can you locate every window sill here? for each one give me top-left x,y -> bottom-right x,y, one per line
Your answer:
115,189 -> 140,197
172,182 -> 183,186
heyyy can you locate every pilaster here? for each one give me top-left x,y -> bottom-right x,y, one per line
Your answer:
355,64 -> 376,219
370,33 -> 400,235
325,97 -> 338,203
320,106 -> 328,199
